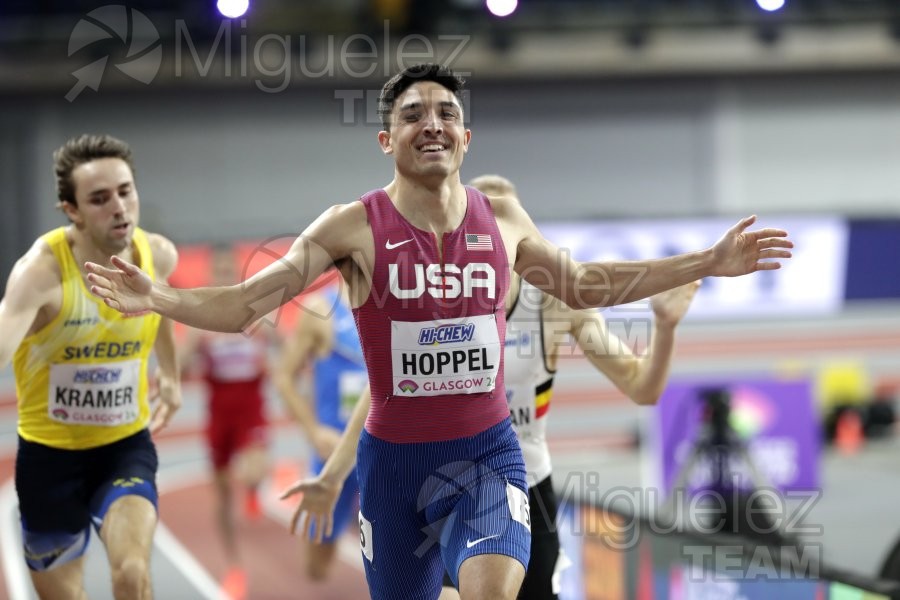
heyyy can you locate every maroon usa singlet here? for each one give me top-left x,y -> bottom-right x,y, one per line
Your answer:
353,187 -> 511,443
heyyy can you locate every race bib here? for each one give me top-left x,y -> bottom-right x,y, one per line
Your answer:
391,315 -> 501,397
48,360 -> 141,427
359,510 -> 374,563
338,370 -> 368,422
506,482 -> 531,532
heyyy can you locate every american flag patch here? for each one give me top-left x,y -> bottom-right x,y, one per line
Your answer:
465,234 -> 493,251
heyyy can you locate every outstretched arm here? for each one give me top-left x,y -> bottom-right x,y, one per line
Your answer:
500,197 -> 791,309
563,281 -> 700,405
85,203 -> 365,332
280,383 -> 371,543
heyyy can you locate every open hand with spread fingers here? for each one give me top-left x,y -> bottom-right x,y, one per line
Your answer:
280,474 -> 342,544
85,256 -> 155,315
710,215 -> 794,277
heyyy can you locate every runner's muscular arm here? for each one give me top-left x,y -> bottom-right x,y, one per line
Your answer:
86,203 -> 368,332
272,295 -> 336,452
281,383 -> 371,542
551,300 -> 668,406
547,280 -> 699,405
148,233 -> 182,432
493,197 -> 791,309
0,242 -> 60,370
318,382 -> 369,485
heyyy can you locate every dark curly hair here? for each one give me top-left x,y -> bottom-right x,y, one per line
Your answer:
54,134 -> 135,206
378,63 -> 466,131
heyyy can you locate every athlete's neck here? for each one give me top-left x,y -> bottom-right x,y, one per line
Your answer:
384,177 -> 468,235
67,226 -> 135,275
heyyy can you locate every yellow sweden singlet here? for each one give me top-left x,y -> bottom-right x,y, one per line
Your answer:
14,227 -> 161,449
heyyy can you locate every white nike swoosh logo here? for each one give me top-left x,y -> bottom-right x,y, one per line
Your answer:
466,534 -> 500,548
385,238 -> 414,250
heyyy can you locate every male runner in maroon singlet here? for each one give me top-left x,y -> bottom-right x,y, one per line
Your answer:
85,64 -> 793,599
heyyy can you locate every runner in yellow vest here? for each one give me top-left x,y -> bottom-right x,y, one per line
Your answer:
0,134 -> 181,600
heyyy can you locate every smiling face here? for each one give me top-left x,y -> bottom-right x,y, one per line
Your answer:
62,157 -> 139,254
378,80 -> 471,183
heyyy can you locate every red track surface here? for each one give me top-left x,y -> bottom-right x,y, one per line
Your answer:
0,447 -> 369,600
2,320 -> 899,598
159,481 -> 369,600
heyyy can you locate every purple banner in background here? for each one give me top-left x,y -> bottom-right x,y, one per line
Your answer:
653,378 -> 820,494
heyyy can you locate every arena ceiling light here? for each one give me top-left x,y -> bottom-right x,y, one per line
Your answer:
486,0 -> 518,18
756,0 -> 786,12
217,0 -> 249,19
